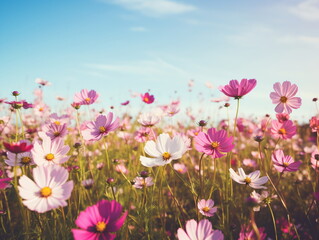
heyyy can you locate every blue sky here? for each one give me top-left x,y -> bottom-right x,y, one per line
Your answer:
1,0 -> 319,122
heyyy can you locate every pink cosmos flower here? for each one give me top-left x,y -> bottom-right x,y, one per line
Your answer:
4,140 -> 33,154
82,113 -> 119,141
270,119 -> 296,140
194,128 -> 234,158
309,116 -> 319,132
173,163 -> 188,174
270,81 -> 302,114
133,176 -> 154,189
134,127 -> 153,143
32,135 -> 70,166
5,151 -> 35,166
72,200 -> 128,240
138,112 -> 161,127
219,79 -> 257,99
141,92 -> 155,104
177,219 -> 224,240
35,78 -> 51,86
272,150 -> 301,172
18,164 -> 73,213
121,100 -> 130,106
198,199 -> 217,217
74,89 -> 99,105
276,113 -> 290,123
0,177 -> 12,189
41,123 -> 68,140
238,225 -> 267,240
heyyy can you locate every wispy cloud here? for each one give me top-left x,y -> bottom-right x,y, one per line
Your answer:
101,0 -> 196,16
289,0 -> 319,21
130,26 -> 147,32
278,35 -> 319,47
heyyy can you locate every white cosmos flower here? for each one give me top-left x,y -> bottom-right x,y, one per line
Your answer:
229,168 -> 268,189
140,133 -> 187,167
137,112 -> 161,127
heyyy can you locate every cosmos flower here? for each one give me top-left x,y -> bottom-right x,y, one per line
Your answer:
194,128 -> 234,158
229,168 -> 268,189
121,100 -> 130,106
173,163 -> 188,174
82,113 -> 119,141
35,78 -> 51,86
133,176 -> 154,189
311,149 -> 319,170
4,140 -> 33,154
5,100 -> 33,110
140,133 -> 187,167
141,92 -> 155,104
5,151 -> 35,166
18,164 -> 73,213
272,150 -> 301,172
270,120 -> 296,140
238,225 -> 267,240
134,127 -> 153,143
250,190 -> 277,212
309,116 -> 319,132
219,79 -> 257,99
198,199 -> 218,217
74,89 -> 99,105
41,123 -> 68,140
72,200 -> 127,240
269,81 -> 302,114
0,177 -> 12,189
177,219 -> 224,240
32,135 -> 70,166
137,112 -> 161,127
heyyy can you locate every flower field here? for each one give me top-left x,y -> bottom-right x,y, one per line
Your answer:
0,79 -> 318,240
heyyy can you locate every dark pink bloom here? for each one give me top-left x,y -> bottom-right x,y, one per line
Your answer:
272,150 -> 301,172
72,200 -> 127,240
219,79 -> 257,99
74,89 -> 99,105
270,81 -> 302,114
270,120 -> 296,139
276,113 -> 290,123
140,92 -> 154,104
0,178 -> 12,189
82,113 -> 119,141
4,140 -> 33,154
238,225 -> 267,240
310,149 -> 319,170
5,100 -> 33,109
121,100 -> 130,106
309,116 -> 319,132
194,128 -> 234,158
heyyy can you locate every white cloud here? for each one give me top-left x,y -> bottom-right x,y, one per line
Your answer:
277,35 -> 319,46
102,0 -> 196,16
130,26 -> 147,32
289,0 -> 319,21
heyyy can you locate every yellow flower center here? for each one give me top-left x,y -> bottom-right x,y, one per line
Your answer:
54,121 -> 61,125
280,96 -> 288,103
144,97 -> 149,102
162,152 -> 171,160
39,107 -> 44,112
211,141 -> 219,148
40,187 -> 52,197
95,221 -> 106,232
244,177 -> 251,184
278,128 -> 286,135
54,131 -> 60,137
45,153 -> 55,161
283,162 -> 289,167
99,126 -> 106,133
21,156 -> 31,164
202,206 -> 210,212
85,97 -> 91,103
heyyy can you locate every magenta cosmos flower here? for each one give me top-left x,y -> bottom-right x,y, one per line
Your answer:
82,113 -> 119,141
72,200 -> 128,240
272,150 -> 301,172
194,128 -> 234,158
270,119 -> 296,140
269,81 -> 302,114
198,199 -> 217,217
219,79 -> 257,99
141,92 -> 155,104
18,164 -> 73,213
74,89 -> 99,105
177,219 -> 224,240
4,140 -> 33,154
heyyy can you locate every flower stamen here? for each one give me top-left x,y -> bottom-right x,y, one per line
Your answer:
95,221 -> 106,232
162,152 -> 171,160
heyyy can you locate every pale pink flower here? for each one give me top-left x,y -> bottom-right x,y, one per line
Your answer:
243,159 -> 257,168
41,123 -> 68,140
35,78 -> 51,86
32,135 -> 70,166
173,163 -> 188,174
270,119 -> 296,140
270,81 -> 302,114
198,199 -> 217,217
74,89 -> 99,105
229,168 -> 268,189
311,149 -> 319,170
177,219 -> 224,240
134,127 -> 153,143
82,113 -> 119,141
133,176 -> 154,189
309,116 -> 319,132
137,112 -> 161,127
5,151 -> 35,166
18,164 -> 73,213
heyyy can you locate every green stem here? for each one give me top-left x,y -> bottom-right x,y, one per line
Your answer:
267,203 -> 278,240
